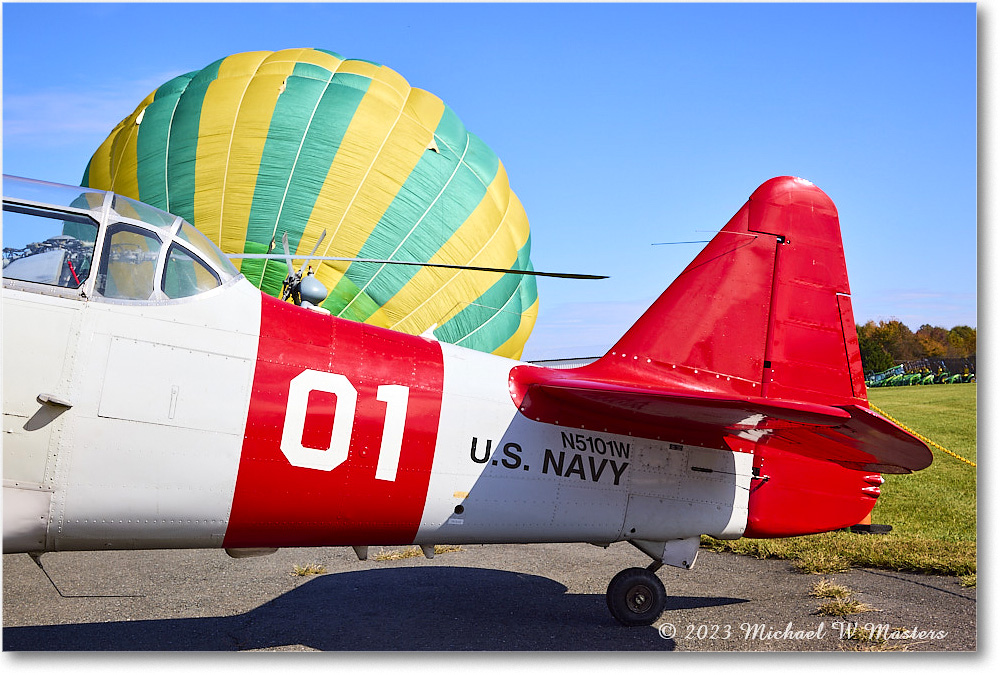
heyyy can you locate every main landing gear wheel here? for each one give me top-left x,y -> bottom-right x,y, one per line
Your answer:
606,567 -> 667,627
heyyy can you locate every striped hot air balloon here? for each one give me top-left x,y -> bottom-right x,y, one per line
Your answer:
83,48 -> 537,358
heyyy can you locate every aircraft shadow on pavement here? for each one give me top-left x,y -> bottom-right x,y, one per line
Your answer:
4,566 -> 746,651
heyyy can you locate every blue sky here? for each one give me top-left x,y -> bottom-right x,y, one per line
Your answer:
2,2 -> 978,360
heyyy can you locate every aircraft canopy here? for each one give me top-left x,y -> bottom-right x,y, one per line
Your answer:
3,175 -> 238,301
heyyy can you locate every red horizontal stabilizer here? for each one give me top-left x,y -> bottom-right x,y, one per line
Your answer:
512,374 -> 833,450
509,367 -> 931,473
510,365 -> 847,445
760,405 -> 932,473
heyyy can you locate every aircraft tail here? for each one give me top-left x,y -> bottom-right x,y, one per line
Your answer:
582,176 -> 866,407
509,177 -> 931,537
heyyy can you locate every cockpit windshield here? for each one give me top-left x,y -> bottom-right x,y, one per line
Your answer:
112,193 -> 180,231
173,220 -> 239,278
2,175 -> 239,301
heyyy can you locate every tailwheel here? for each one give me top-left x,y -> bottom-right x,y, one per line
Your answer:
606,567 -> 667,626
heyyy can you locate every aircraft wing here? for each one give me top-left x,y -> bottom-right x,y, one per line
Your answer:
510,367 -> 932,474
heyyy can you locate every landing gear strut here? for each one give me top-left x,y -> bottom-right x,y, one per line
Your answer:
606,565 -> 667,627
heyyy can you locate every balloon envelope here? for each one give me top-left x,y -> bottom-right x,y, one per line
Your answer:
84,48 -> 537,358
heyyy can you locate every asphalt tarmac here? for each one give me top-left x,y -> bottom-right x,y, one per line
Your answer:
2,541 -> 976,652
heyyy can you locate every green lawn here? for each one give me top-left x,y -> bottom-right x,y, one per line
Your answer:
869,383 -> 977,543
704,383 -> 977,576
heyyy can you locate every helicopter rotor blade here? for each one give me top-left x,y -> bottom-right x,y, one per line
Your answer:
277,232 -> 298,301
297,229 -> 327,276
225,253 -> 607,280
280,232 -> 295,273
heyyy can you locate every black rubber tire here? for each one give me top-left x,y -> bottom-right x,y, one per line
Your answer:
606,567 -> 667,627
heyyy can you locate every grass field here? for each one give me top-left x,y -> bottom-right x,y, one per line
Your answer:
703,383 -> 977,577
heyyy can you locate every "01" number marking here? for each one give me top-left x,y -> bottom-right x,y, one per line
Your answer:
280,370 -> 410,480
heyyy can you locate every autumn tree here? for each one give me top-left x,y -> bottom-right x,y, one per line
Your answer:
856,320 -> 975,371
857,320 -> 922,362
948,325 -> 976,357
858,332 -> 894,375
916,324 -> 950,358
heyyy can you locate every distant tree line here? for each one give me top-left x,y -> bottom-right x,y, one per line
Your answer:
857,320 -> 976,376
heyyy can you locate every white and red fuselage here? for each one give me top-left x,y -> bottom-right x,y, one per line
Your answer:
3,282 -> 750,556
3,176 -> 932,569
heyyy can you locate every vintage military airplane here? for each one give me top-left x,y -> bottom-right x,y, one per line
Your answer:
2,174 -> 931,626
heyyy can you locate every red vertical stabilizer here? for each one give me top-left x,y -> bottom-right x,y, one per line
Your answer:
578,176 -> 867,408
